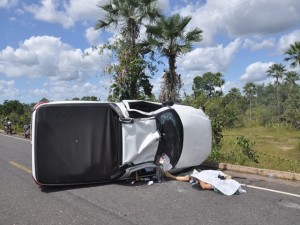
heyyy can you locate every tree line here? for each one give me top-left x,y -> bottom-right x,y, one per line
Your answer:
1,0 -> 299,135
184,60 -> 300,129
93,0 -> 299,130
94,0 -> 202,102
0,96 -> 98,132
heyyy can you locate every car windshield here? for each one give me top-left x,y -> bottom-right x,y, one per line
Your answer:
155,109 -> 183,168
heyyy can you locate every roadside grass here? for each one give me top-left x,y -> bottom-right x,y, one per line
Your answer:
220,125 -> 300,173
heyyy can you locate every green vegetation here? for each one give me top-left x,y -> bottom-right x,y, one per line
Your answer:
221,125 -> 300,173
0,100 -> 33,133
184,41 -> 300,173
1,1 -> 299,173
95,0 -> 162,101
0,96 -> 97,133
94,0 -> 203,102
145,13 -> 203,101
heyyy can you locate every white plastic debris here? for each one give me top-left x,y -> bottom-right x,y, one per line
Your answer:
147,181 -> 154,185
159,154 -> 172,171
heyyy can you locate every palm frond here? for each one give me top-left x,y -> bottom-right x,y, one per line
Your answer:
284,41 -> 300,68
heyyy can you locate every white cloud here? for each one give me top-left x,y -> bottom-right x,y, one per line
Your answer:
8,17 -> 17,21
0,77 -> 111,104
2,0 -> 300,103
66,0 -> 103,22
178,38 -> 241,75
222,80 -> 243,95
0,0 -> 18,8
24,0 -> 74,28
85,27 -> 101,46
0,79 -> 20,100
219,0 -> 300,36
19,0 -> 300,42
24,0 -> 104,28
150,72 -> 165,98
278,29 -> 300,53
0,35 -> 113,103
157,0 -> 170,14
35,81 -> 109,101
243,38 -> 275,51
162,39 -> 241,97
0,36 -> 110,102
240,61 -> 274,82
173,2 -> 218,45
23,0 -> 170,30
0,35 -> 111,81
173,0 -> 300,45
31,88 -> 49,98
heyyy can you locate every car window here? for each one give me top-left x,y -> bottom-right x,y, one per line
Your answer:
155,109 -> 183,168
126,101 -> 163,112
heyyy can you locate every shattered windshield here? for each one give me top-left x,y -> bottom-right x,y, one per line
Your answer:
155,109 -> 183,168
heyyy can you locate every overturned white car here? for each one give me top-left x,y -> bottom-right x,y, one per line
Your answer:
32,100 -> 212,186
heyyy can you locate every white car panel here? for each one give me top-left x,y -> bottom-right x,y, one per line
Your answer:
122,117 -> 159,165
173,105 -> 212,169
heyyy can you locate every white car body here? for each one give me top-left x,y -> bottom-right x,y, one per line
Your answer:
32,100 -> 212,186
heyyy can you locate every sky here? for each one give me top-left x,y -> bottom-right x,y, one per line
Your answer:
0,0 -> 300,104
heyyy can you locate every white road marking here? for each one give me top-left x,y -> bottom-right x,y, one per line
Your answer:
242,184 -> 300,198
3,132 -> 300,198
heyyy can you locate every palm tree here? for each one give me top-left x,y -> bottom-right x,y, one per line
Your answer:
266,63 -> 286,112
243,82 -> 257,120
228,87 -> 241,105
283,71 -> 300,102
146,14 -> 203,102
95,0 -> 161,43
284,41 -> 300,68
228,87 -> 241,96
95,0 -> 162,100
284,71 -> 300,88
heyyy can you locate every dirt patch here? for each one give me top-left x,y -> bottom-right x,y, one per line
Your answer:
281,146 -> 293,151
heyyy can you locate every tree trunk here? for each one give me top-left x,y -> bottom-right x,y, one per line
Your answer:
276,84 -> 280,116
250,98 -> 252,120
168,55 -> 178,101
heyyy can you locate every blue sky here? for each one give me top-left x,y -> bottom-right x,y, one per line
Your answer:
0,0 -> 300,104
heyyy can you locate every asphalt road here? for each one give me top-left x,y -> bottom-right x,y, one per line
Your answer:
1,133 -> 300,225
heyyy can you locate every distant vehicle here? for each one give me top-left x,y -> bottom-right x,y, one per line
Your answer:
4,119 -> 13,135
31,100 -> 212,186
24,124 -> 31,139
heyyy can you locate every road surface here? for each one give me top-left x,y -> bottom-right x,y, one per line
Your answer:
1,133 -> 299,225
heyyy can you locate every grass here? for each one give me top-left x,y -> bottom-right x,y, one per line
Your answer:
220,125 -> 300,173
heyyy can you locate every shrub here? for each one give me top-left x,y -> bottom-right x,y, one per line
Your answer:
225,135 -> 259,165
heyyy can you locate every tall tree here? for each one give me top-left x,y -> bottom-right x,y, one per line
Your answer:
192,72 -> 224,98
221,88 -> 245,127
243,82 -> 257,120
283,42 -> 300,127
284,41 -> 300,68
282,71 -> 300,127
2,100 -> 24,116
146,14 -> 203,102
95,0 -> 162,101
223,87 -> 242,106
266,63 -> 286,113
284,71 -> 300,88
81,96 -> 99,101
